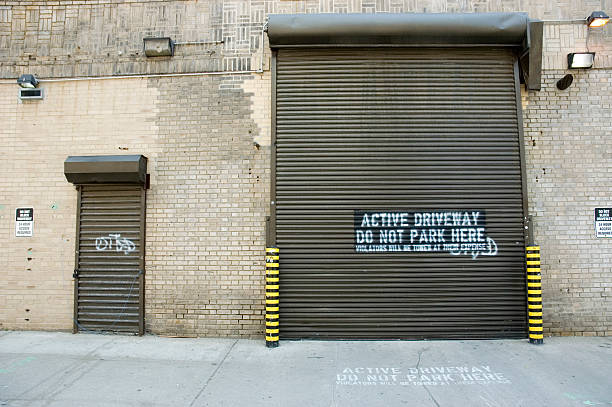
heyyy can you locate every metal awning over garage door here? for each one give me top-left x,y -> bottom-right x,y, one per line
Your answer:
269,14 -> 541,340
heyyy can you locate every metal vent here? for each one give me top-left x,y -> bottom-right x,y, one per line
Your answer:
19,88 -> 44,100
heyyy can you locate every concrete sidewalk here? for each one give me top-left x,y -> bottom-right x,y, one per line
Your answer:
0,331 -> 610,407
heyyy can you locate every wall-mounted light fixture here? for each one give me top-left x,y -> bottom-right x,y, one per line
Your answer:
542,10 -> 610,27
143,36 -> 224,58
16,74 -> 43,100
17,74 -> 39,88
143,37 -> 174,57
568,52 -> 595,69
586,11 -> 610,28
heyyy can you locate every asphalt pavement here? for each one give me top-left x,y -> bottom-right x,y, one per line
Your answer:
0,331 -> 611,406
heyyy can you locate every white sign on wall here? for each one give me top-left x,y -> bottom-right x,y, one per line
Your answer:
595,208 -> 612,238
15,208 -> 34,237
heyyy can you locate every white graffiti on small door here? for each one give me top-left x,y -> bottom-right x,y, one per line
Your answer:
95,233 -> 136,254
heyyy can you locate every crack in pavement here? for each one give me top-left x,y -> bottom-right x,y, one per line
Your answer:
423,384 -> 442,407
330,342 -> 339,407
415,348 -> 441,407
416,349 -> 425,370
11,336 -> 118,403
41,359 -> 104,407
188,339 -> 239,407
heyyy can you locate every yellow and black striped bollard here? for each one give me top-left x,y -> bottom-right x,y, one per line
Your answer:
526,246 -> 543,344
265,247 -> 280,348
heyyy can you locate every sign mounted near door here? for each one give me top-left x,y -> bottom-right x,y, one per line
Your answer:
354,210 -> 498,259
595,208 -> 612,238
15,208 -> 34,237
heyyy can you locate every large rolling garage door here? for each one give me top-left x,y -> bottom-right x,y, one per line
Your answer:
274,47 -> 528,339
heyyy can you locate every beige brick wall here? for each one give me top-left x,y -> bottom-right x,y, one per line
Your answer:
242,71 -> 272,147
0,79 -> 160,331
542,22 -> 612,69
144,74 -> 269,338
0,74 -> 270,337
523,69 -> 612,336
1,0 -> 610,79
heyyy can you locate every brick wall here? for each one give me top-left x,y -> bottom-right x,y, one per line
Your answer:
0,78 -> 160,331
0,73 -> 270,336
523,69 -> 612,336
1,0 -> 610,80
145,75 -> 269,337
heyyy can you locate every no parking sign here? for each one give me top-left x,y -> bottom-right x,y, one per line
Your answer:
15,208 -> 33,237
595,208 -> 612,238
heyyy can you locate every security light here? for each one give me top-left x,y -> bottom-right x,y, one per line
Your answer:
586,11 -> 609,28
17,74 -> 39,88
143,37 -> 174,57
568,52 -> 595,69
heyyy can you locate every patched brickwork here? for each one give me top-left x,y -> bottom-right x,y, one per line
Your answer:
144,75 -> 269,337
523,70 -> 612,336
241,71 -> 272,147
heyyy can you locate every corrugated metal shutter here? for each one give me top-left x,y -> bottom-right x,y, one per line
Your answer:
275,48 -> 527,339
74,185 -> 145,334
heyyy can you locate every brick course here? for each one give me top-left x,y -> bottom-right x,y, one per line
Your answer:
1,0 -> 610,79
523,69 -> 612,336
0,78 -> 160,331
145,74 -> 269,337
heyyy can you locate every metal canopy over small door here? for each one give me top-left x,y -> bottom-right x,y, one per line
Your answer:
65,156 -> 147,335
273,45 -> 530,339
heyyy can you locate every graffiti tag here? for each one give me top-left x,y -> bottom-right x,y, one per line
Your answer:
95,233 -> 136,254
450,236 -> 498,260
